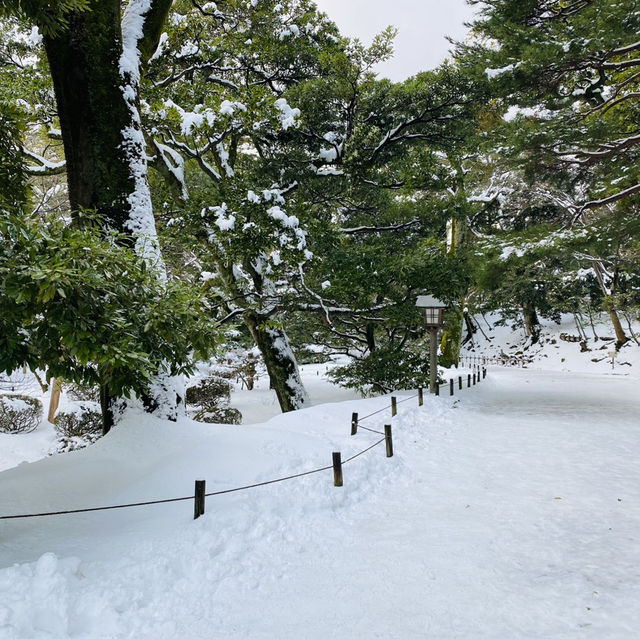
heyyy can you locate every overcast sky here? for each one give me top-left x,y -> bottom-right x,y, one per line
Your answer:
313,0 -> 477,81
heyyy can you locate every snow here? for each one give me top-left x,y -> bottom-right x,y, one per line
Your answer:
1,322 -> 640,638
274,98 -> 301,130
119,0 -> 165,272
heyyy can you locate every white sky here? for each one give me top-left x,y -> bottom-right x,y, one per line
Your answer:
313,0 -> 477,81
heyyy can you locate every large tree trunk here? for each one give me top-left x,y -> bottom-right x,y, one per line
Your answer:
42,0 -> 178,430
244,311 -> 309,413
43,2 -> 135,224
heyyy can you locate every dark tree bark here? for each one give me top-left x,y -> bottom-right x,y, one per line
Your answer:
244,311 -> 309,413
522,301 -> 541,344
40,0 -> 174,430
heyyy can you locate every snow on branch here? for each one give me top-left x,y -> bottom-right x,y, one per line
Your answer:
338,219 -> 420,235
23,148 -> 66,176
576,183 -> 640,218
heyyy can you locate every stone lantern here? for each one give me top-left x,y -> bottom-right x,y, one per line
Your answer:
416,295 -> 447,393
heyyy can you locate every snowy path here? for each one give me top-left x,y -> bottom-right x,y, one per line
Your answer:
1,368 -> 639,638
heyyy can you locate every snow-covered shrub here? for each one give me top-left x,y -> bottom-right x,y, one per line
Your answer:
54,401 -> 102,452
196,406 -> 242,425
186,376 -> 242,424
186,377 -> 231,406
0,394 -> 43,433
65,382 -> 100,402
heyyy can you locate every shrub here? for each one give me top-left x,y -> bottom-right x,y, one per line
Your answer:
186,376 -> 242,424
195,407 -> 242,425
186,377 -> 232,407
328,346 -> 436,395
0,394 -> 43,433
54,401 -> 102,438
65,382 -> 100,402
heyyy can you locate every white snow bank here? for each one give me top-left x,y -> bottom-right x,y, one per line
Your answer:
1,369 -> 640,638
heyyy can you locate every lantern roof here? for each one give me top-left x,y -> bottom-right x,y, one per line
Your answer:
415,295 -> 446,309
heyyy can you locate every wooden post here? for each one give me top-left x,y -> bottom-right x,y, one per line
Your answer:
333,452 -> 343,487
429,326 -> 438,393
418,387 -> 423,406
483,367 -> 487,379
473,372 -> 476,385
391,396 -> 397,417
351,412 -> 358,436
47,377 -> 63,424
194,479 -> 206,520
435,383 -> 440,397
467,374 -> 471,388
458,376 -> 462,390
449,379 -> 454,396
384,424 -> 394,458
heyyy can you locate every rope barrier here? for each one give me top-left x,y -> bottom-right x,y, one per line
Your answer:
358,405 -> 392,422
357,424 -> 385,435
0,429 -> 392,520
1,369 -> 487,521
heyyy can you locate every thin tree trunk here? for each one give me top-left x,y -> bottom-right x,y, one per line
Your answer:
592,262 -> 629,347
244,311 -> 309,413
440,307 -> 464,367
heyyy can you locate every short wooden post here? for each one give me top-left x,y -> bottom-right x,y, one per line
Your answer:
418,387 -> 424,406
473,372 -> 477,385
458,376 -> 462,390
194,479 -> 206,520
449,378 -> 454,396
351,412 -> 358,436
384,424 -> 394,458
333,452 -> 343,487
483,367 -> 487,379
391,396 -> 397,417
467,374 -> 471,388
435,383 -> 440,397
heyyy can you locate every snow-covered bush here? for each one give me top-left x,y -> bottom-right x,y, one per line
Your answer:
186,376 -> 242,425
0,394 -> 42,433
196,406 -> 242,425
65,382 -> 100,402
54,402 -> 103,452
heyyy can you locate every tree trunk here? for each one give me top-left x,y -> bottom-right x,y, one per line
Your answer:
522,302 -> 541,344
592,262 -> 629,348
439,307 -> 464,367
42,1 -> 180,426
244,311 -> 309,413
365,323 -> 376,353
43,2 -> 136,224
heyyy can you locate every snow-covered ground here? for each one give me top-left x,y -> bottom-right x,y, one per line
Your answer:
1,314 -> 639,638
461,312 -> 640,373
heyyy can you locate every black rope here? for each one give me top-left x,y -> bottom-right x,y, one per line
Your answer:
343,438 -> 386,463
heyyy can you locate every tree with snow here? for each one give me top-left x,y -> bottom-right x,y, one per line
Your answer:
0,0 -> 213,429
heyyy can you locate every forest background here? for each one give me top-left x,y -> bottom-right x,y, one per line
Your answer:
0,0 -> 638,434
